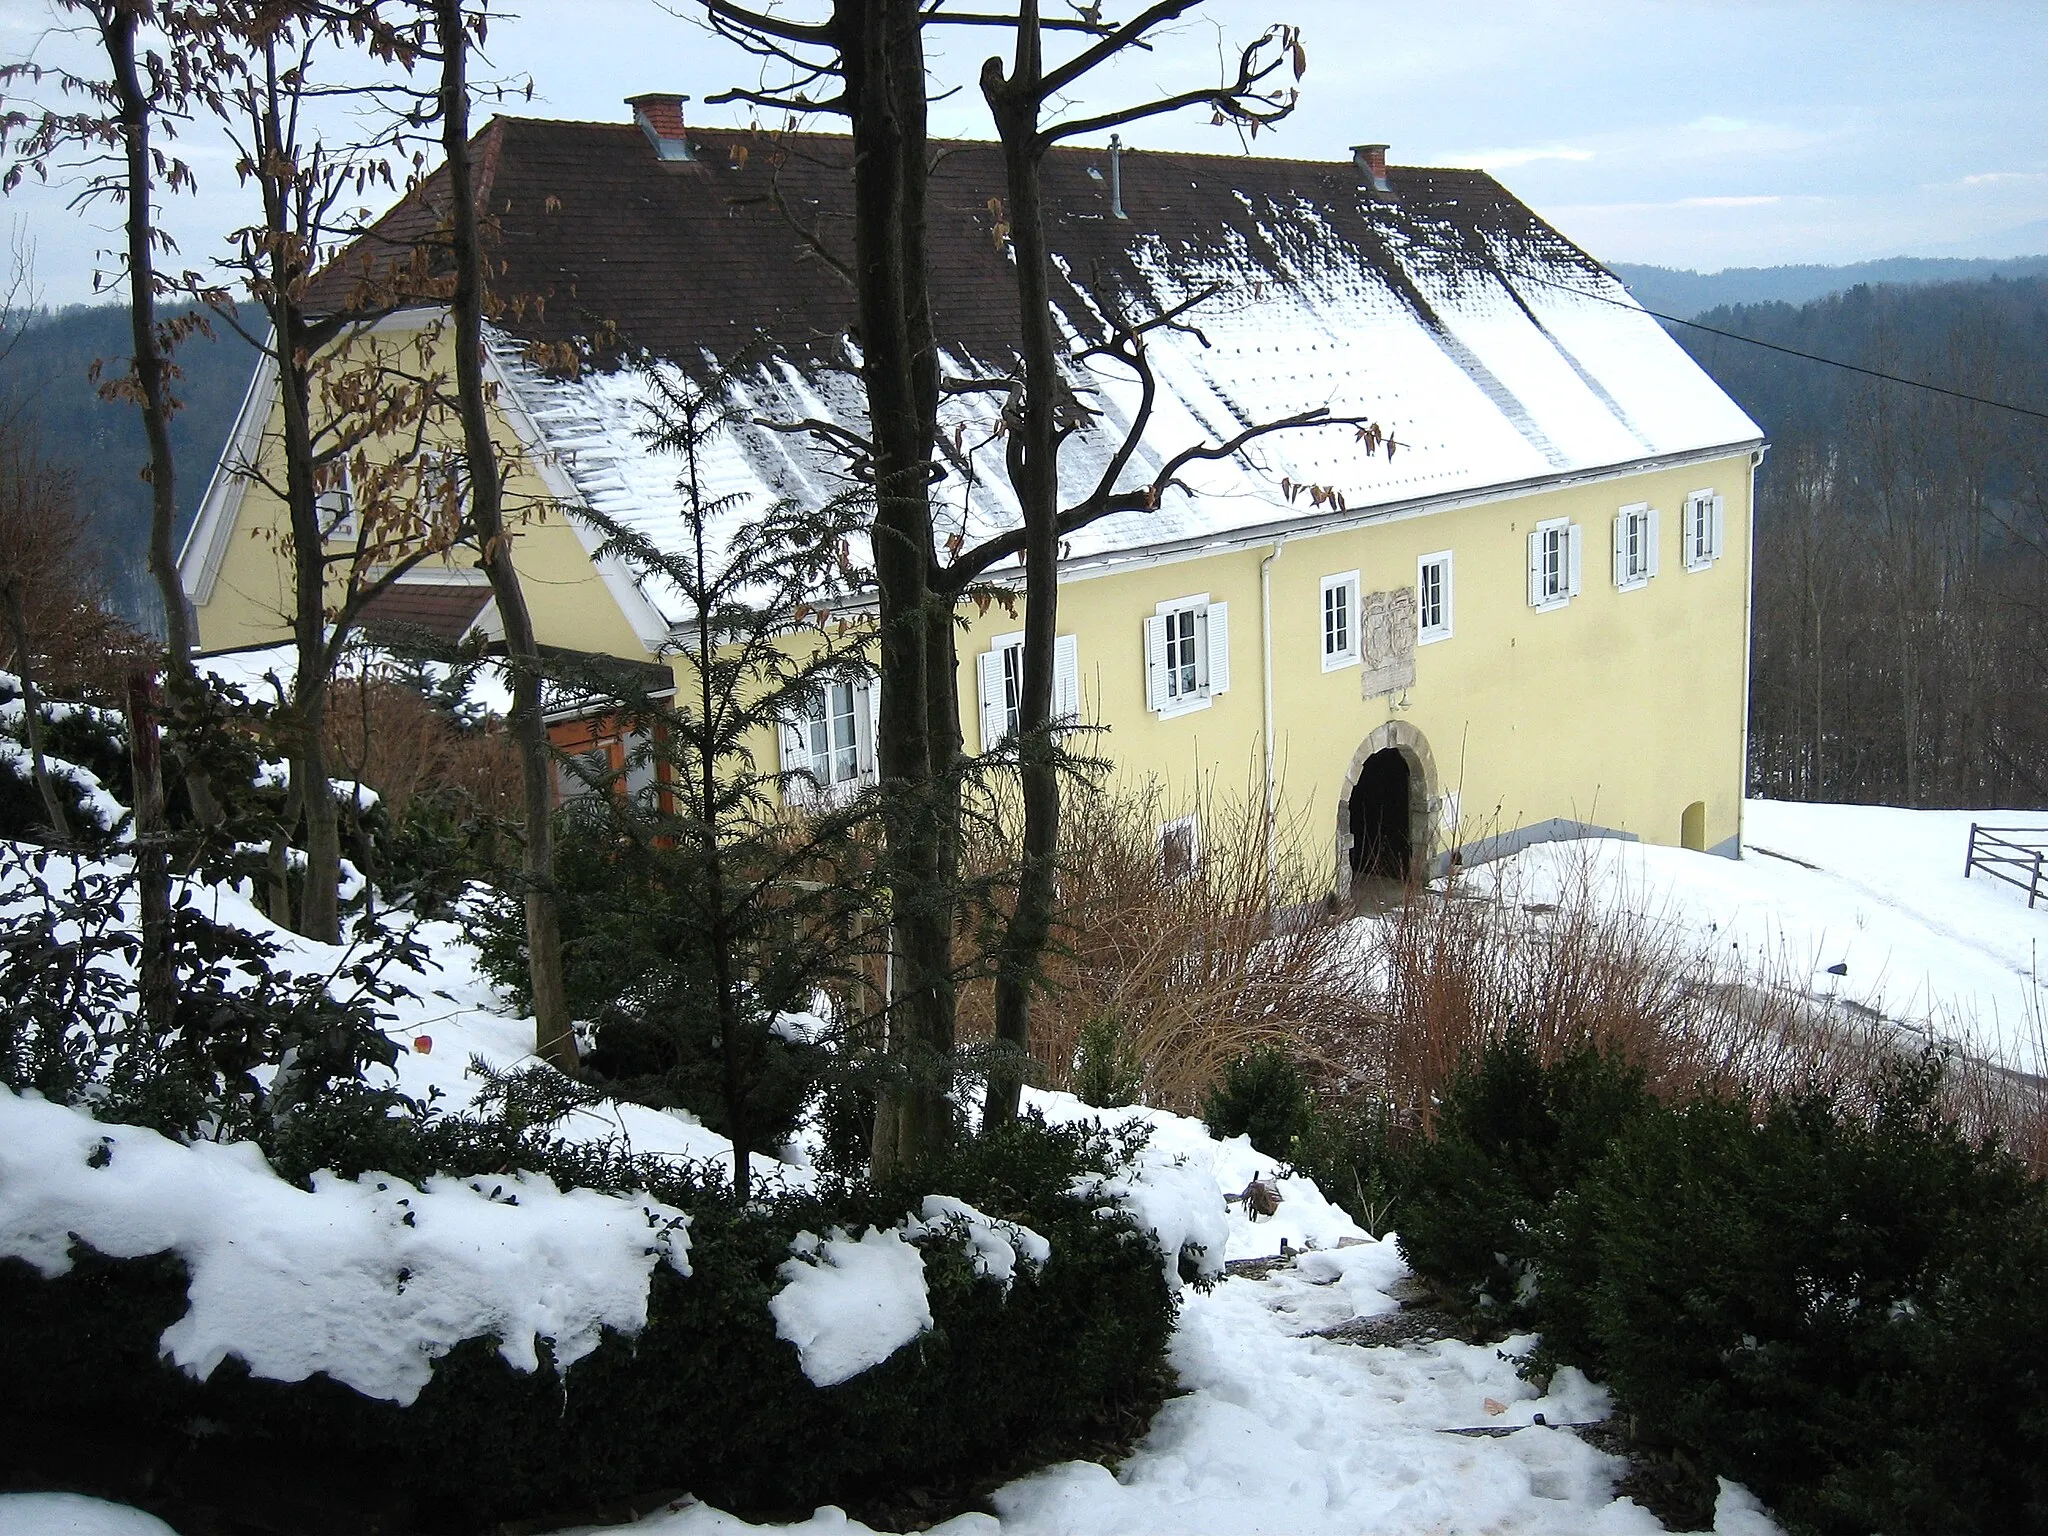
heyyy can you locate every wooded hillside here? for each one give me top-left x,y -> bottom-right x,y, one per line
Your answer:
0,304 -> 250,630
1674,278 -> 2048,808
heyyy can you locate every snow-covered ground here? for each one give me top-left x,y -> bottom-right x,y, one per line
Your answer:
1466,799 -> 2048,1068
25,796 -> 2038,1534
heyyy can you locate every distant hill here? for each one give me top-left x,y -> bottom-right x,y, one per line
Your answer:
1608,255 -> 2048,319
0,303 -> 256,631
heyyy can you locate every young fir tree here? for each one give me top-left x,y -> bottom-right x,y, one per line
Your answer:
557,351 -> 882,1198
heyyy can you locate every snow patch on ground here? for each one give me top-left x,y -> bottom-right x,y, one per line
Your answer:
0,1088 -> 691,1405
770,1226 -> 934,1387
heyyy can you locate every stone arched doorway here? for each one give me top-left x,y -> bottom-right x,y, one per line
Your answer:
1334,720 -> 1439,903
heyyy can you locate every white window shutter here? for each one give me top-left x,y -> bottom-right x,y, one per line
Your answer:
1144,615 -> 1169,712
1612,514 -> 1627,587
1711,494 -> 1726,561
854,682 -> 877,779
1053,633 -> 1080,724
1527,530 -> 1544,608
1205,601 -> 1230,694
779,720 -> 812,806
1647,508 -> 1662,578
1566,524 -> 1583,597
1439,556 -> 1454,633
977,648 -> 1006,750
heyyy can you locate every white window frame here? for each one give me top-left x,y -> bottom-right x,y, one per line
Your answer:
1417,551 -> 1453,643
1320,570 -> 1360,671
1527,517 -> 1582,611
1613,502 -> 1660,591
1683,489 -> 1725,571
317,460 -> 358,543
976,631 -> 1080,752
1144,594 -> 1229,719
1158,813 -> 1200,881
782,678 -> 878,807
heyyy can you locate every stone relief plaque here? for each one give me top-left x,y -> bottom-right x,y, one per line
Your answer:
1359,587 -> 1417,699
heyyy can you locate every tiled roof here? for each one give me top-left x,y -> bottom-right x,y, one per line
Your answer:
317,117 -> 1762,628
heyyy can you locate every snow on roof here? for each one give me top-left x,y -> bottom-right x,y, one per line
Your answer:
338,123 -> 1761,628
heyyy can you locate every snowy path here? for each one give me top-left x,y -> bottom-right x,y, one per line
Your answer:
539,1241 -> 1773,1536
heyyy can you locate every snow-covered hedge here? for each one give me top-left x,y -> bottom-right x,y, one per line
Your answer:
0,1103 -> 1178,1532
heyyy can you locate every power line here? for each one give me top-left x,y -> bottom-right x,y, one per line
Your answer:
1516,270 -> 2048,425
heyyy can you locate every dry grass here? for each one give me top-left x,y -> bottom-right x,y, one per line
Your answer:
966,785 -> 2048,1169
956,778 -> 1374,1114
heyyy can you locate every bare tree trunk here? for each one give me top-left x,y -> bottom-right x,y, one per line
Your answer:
845,0 -> 957,1176
101,7 -> 220,830
980,6 -> 1061,1128
126,667 -> 174,1037
435,0 -> 576,1069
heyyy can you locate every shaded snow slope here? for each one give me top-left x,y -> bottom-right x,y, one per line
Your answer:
0,1494 -> 181,1536
1462,800 -> 2048,1066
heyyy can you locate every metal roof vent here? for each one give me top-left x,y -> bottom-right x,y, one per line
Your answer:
628,94 -> 694,162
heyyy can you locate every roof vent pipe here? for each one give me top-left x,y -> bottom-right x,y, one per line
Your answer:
1352,143 -> 1393,196
629,93 -> 694,162
1109,133 -> 1128,220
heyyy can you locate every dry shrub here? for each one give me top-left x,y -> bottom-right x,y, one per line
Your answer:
957,778 -> 1374,1113
323,668 -> 520,824
0,421 -> 152,703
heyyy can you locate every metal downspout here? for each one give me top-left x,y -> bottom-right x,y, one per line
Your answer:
1261,535 -> 1286,920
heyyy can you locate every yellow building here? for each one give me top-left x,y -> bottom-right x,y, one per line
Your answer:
181,107 -> 1763,895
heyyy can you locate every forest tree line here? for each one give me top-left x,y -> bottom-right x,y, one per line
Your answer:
1674,276 -> 2048,809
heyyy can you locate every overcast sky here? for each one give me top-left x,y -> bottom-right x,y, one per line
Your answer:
3,0 -> 2044,308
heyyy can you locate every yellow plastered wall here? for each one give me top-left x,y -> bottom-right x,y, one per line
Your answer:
199,340 -> 1751,887
950,449 -> 1754,883
191,327 -> 654,668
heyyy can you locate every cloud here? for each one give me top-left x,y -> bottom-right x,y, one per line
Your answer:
1958,170 -> 2048,187
1677,195 -> 1783,208
1447,145 -> 1595,170
1687,116 -> 1753,134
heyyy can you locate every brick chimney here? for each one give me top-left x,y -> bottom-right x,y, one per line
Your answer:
1352,143 -> 1394,197
629,94 -> 694,162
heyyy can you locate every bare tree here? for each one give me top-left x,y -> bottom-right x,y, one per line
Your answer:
424,0 -> 576,1068
967,2 -> 1319,1126
199,1 -> 468,941
1,0 -> 232,826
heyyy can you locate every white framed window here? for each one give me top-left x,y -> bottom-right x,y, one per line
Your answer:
1417,551 -> 1453,643
1526,517 -> 1582,611
1320,571 -> 1360,670
317,461 -> 358,542
1683,489 -> 1725,571
1144,594 -> 1229,718
976,631 -> 1080,752
1612,502 -> 1660,590
1158,813 -> 1200,881
780,678 -> 878,807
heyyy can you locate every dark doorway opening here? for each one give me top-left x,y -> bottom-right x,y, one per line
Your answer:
1349,748 -> 1413,882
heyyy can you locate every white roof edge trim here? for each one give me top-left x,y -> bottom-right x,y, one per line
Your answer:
179,341 -> 280,606
728,438 -> 1767,625
1055,436 -> 1768,584
482,338 -> 672,657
